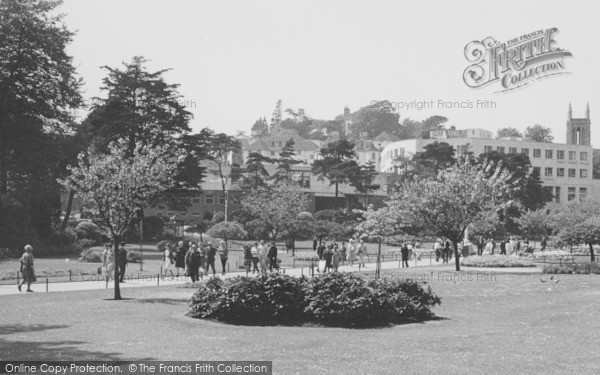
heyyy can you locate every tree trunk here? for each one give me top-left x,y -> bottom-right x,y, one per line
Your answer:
60,189 -> 76,231
0,144 -> 7,194
590,243 -> 595,263
113,240 -> 122,300
452,240 -> 460,271
335,182 -> 339,198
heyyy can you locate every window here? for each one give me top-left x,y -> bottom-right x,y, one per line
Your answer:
293,171 -> 311,188
581,151 -> 588,161
544,167 -> 552,177
509,147 -> 517,154
372,152 -> 376,160
521,148 -> 529,156
205,194 -> 214,205
580,169 -> 588,178
554,187 -> 561,203
557,150 -> 565,160
568,168 -> 576,178
580,188 -> 588,201
532,167 -> 541,176
192,197 -> 200,204
219,195 -> 226,205
569,151 -> 576,160
192,212 -> 201,217
484,146 -> 493,153
542,186 -> 553,202
533,149 -> 541,158
568,187 -> 576,201
557,168 -> 565,177
394,149 -> 398,157
497,146 -> 505,154
271,141 -> 275,147
545,149 -> 553,159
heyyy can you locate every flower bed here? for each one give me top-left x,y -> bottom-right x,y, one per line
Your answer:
461,255 -> 536,268
531,250 -> 574,261
294,252 -> 319,261
188,272 -> 440,327
542,262 -> 600,274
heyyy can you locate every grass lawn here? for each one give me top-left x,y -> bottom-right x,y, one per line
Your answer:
1,268 -> 599,374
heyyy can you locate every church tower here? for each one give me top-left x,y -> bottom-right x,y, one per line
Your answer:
566,103 -> 591,146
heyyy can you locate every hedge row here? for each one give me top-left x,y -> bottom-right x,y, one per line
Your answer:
188,272 -> 440,327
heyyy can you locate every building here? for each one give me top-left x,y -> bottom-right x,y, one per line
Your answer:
242,128 -> 321,164
381,105 -> 596,206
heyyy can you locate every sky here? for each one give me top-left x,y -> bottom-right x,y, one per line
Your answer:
61,0 -> 600,145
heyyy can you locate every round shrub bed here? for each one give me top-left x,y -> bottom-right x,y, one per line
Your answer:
188,273 -> 440,327
461,255 -> 536,268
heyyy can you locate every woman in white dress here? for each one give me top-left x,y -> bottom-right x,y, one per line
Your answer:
102,243 -> 115,285
346,239 -> 357,267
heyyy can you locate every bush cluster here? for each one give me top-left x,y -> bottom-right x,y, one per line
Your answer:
188,272 -> 440,327
126,250 -> 141,263
543,262 -> 600,274
78,249 -> 102,263
461,255 -> 536,268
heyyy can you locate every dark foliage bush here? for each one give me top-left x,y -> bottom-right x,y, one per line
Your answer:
543,262 -> 600,274
188,274 -> 306,325
126,250 -> 141,263
188,272 -> 440,327
78,249 -> 102,262
74,239 -> 96,252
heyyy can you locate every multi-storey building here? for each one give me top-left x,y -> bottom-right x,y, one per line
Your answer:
381,105 -> 596,206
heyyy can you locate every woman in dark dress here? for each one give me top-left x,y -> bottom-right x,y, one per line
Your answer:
175,241 -> 187,276
323,244 -> 334,272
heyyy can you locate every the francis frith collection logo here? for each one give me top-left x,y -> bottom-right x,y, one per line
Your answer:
463,28 -> 572,92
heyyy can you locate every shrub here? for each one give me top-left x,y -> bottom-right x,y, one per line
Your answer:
211,212 -> 225,224
127,250 -> 141,263
74,221 -> 103,242
461,255 -> 536,268
542,262 -> 600,274
75,239 -> 96,252
206,221 -> 247,243
188,274 -> 306,325
78,249 -> 102,262
188,272 -> 441,327
297,211 -> 314,221
244,219 -> 271,240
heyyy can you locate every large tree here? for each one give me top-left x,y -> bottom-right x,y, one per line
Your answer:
273,138 -> 301,183
239,152 -> 272,190
524,124 -> 553,143
496,127 -> 523,139
552,196 -> 600,262
412,141 -> 456,178
240,183 -> 308,240
0,0 -> 83,244
311,139 -> 360,197
250,117 -> 269,138
61,140 -> 178,299
386,158 -> 514,271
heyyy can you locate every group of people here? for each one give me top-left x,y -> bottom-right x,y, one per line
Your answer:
161,240 -> 229,282
312,238 -> 369,272
433,239 -> 454,263
480,236 -> 542,255
242,240 -> 280,274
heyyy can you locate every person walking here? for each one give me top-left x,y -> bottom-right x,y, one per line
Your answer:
243,242 -> 253,273
162,242 -> 175,279
500,240 -> 506,255
541,236 -> 548,252
218,241 -> 229,275
323,244 -> 333,273
250,242 -> 260,274
175,241 -> 187,276
339,242 -> 347,266
434,239 -> 442,262
206,242 -> 217,275
400,242 -> 410,268
102,243 -> 115,286
18,244 -> 36,292
312,236 -> 318,252
357,240 -> 368,267
117,243 -> 128,283
258,240 -> 268,273
267,241 -> 279,272
317,241 -> 326,261
332,244 -> 340,272
185,244 -> 202,282
346,239 -> 357,267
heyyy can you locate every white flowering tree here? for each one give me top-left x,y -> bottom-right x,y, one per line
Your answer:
386,158 -> 515,271
240,182 -> 308,240
61,141 -> 178,299
354,205 -> 404,278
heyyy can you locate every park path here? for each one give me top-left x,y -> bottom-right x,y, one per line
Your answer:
0,257 -> 441,296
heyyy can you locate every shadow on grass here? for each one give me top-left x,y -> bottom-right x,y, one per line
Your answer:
0,324 -> 69,336
0,338 -> 156,361
134,298 -> 189,305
